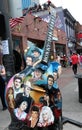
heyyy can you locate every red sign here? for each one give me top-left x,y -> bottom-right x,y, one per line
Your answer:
76,33 -> 82,39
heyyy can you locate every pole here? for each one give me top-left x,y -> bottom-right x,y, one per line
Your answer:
0,0 -> 15,82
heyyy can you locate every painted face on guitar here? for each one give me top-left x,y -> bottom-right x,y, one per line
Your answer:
26,56 -> 33,66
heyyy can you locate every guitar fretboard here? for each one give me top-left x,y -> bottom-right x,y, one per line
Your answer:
41,13 -> 56,65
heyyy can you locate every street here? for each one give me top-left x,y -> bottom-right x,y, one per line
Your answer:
0,66 -> 82,130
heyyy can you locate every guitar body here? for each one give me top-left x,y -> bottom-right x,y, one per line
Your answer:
6,10 -> 63,130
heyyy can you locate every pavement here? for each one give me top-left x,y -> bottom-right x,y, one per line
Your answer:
0,66 -> 82,130
58,66 -> 82,130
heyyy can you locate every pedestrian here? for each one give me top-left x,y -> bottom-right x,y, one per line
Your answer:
0,75 -> 7,110
56,54 -> 61,64
0,62 -> 7,110
62,54 -> 67,67
0,63 -> 6,82
68,55 -> 72,67
71,52 -> 79,75
79,53 -> 82,67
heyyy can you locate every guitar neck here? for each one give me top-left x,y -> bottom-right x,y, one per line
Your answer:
41,12 -> 56,65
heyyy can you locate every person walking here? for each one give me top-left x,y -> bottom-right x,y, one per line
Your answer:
71,52 -> 79,75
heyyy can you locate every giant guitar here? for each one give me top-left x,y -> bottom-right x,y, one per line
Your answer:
6,8 -> 62,130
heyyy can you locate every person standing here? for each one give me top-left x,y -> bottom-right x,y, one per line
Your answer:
71,52 -> 79,75
0,74 -> 7,110
56,54 -> 61,64
80,53 -> 82,67
0,63 -> 7,110
0,63 -> 6,81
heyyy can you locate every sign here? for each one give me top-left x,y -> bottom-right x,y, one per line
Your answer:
76,33 -> 82,39
2,40 -> 9,54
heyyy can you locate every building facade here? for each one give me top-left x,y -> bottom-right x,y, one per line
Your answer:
75,22 -> 82,53
63,9 -> 76,56
10,3 -> 67,58
9,1 -> 82,59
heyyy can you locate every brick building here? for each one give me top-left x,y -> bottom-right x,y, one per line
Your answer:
75,22 -> 82,53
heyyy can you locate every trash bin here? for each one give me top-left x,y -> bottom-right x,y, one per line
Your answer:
75,74 -> 82,103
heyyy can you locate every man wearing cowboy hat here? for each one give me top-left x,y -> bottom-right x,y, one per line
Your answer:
32,47 -> 41,64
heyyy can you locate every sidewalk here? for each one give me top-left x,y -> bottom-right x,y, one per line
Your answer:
0,66 -> 82,130
59,66 -> 82,130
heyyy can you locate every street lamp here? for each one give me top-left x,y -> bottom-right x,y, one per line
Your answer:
0,0 -> 15,82
68,41 -> 73,48
80,41 -> 82,46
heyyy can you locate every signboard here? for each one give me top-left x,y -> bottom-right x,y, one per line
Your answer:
76,33 -> 82,39
2,40 -> 9,54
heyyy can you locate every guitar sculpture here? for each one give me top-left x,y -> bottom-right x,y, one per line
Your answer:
6,9 -> 62,130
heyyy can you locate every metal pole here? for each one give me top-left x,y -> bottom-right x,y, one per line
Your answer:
0,0 -> 15,82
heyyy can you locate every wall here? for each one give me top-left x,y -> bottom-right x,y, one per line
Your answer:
8,0 -> 23,18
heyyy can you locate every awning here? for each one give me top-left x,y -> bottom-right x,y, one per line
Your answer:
9,17 -> 24,29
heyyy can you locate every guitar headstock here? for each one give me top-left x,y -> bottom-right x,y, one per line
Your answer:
49,6 -> 57,17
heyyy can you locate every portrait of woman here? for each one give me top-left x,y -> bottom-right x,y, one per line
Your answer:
37,106 -> 54,127
14,96 -> 28,121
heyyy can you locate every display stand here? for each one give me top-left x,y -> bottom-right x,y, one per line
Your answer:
62,116 -> 82,128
